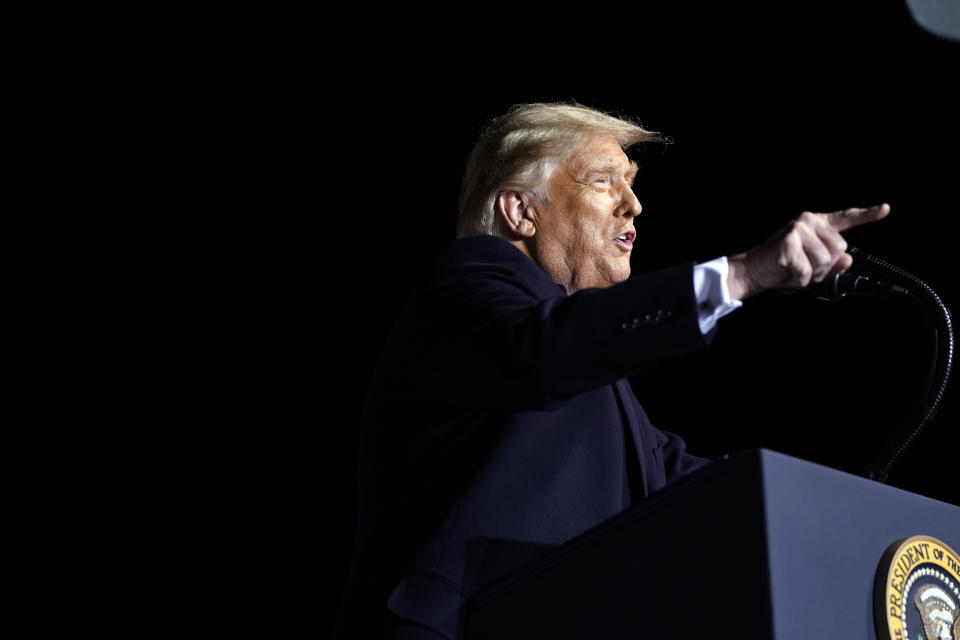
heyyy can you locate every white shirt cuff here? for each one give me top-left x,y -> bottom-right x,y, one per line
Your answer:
693,256 -> 743,334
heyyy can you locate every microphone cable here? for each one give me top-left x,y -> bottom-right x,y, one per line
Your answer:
846,247 -> 954,483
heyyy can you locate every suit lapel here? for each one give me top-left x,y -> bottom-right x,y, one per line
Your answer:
612,378 -> 650,499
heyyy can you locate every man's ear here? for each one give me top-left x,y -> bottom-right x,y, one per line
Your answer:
496,191 -> 537,238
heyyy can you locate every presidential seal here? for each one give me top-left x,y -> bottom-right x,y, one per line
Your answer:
875,535 -> 960,640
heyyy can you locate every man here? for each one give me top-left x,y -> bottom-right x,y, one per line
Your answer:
339,103 -> 889,639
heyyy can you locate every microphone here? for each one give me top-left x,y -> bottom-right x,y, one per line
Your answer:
787,272 -> 909,301
781,247 -> 952,484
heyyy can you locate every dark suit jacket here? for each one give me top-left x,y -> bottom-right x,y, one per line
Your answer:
340,235 -> 711,638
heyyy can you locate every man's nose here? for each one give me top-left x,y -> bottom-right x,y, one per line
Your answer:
618,185 -> 642,218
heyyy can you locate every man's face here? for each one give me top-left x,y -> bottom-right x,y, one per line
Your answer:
529,135 -> 642,293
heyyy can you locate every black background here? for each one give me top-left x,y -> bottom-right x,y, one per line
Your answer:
42,3 -> 958,637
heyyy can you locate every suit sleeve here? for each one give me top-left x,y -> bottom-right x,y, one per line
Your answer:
418,250 -> 713,410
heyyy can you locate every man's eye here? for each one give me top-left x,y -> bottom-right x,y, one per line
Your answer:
594,176 -> 610,184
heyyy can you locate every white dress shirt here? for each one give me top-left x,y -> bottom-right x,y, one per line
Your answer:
693,256 -> 743,334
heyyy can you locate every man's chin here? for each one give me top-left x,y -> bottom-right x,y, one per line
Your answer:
599,270 -> 631,289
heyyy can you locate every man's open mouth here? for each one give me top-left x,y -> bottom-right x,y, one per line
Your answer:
614,231 -> 635,249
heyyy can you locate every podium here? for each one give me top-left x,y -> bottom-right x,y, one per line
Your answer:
464,449 -> 959,639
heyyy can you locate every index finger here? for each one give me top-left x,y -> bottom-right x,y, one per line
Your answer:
826,203 -> 891,232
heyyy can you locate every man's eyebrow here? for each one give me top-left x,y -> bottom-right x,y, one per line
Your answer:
585,158 -> 633,173
581,158 -> 640,184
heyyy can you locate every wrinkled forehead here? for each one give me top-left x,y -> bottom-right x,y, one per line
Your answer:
565,135 -> 630,166
563,135 -> 638,179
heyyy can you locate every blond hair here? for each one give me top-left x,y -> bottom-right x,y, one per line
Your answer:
457,102 -> 666,237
